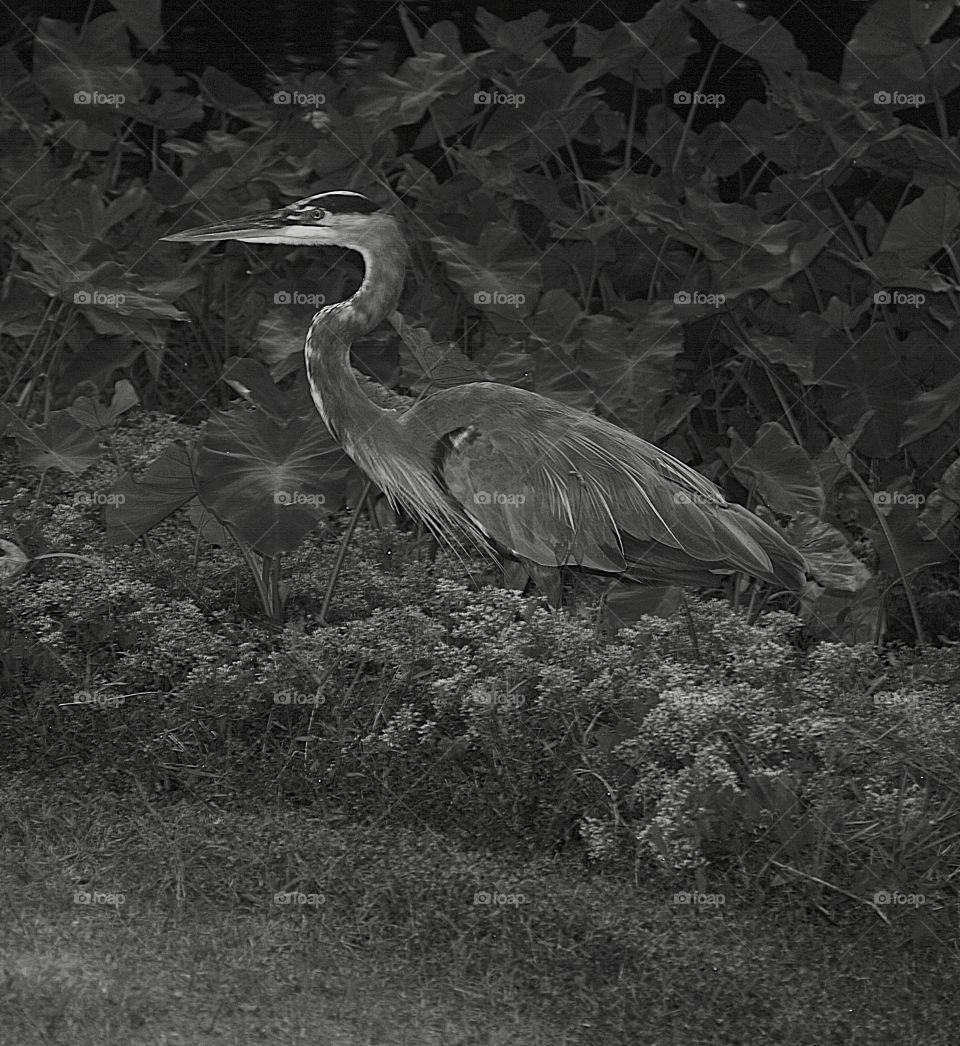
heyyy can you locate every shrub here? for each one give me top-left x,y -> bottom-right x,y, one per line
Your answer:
3,473 -> 957,924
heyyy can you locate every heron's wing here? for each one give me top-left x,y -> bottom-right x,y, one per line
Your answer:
426,386 -> 797,585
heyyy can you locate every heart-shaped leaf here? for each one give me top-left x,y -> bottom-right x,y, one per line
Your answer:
67,379 -> 139,430
5,408 -> 102,474
194,407 -> 350,557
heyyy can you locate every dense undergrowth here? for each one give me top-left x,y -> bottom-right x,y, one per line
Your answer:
2,415 -> 958,948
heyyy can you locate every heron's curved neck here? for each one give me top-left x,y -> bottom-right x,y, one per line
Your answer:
305,229 -> 407,460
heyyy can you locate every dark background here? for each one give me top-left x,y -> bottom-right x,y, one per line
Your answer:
3,0 -> 868,84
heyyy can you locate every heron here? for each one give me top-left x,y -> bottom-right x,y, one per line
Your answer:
163,191 -> 807,602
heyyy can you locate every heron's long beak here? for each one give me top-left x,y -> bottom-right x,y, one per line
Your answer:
162,207 -> 287,243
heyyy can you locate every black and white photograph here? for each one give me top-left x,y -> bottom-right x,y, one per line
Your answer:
1,0 -> 959,1042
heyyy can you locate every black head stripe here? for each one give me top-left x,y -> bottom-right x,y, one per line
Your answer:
295,191 -> 380,215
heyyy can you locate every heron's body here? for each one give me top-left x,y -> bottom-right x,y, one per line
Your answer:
165,191 -> 807,595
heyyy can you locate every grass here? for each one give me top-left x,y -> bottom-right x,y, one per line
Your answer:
2,771 -> 958,1045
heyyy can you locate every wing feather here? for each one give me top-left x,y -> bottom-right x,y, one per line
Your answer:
402,383 -> 805,589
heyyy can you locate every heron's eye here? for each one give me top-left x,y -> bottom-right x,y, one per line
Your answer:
310,208 -> 325,221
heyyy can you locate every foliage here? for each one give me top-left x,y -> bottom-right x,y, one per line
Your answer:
2,471 -> 958,940
1,366 -> 350,621
2,1 -> 960,640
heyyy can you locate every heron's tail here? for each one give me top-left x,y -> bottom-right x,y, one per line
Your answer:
618,501 -> 807,593
725,504 -> 807,593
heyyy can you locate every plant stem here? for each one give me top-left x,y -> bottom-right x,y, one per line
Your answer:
319,478 -> 373,625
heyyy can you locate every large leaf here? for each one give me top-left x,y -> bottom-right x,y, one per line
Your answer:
431,224 -> 542,330
910,0 -> 955,45
475,8 -> 563,68
804,577 -> 882,644
66,380 -> 139,430
900,369 -> 960,446
356,51 -> 479,128
842,0 -> 960,97
107,0 -> 163,50
106,441 -> 196,543
0,43 -> 47,128
65,264 -> 191,322
0,540 -> 29,587
577,304 -> 683,439
788,513 -> 872,593
852,252 -> 957,293
194,408 -> 350,557
814,418 -> 875,501
477,344 -> 595,413
130,88 -> 204,131
868,498 -> 958,577
789,516 -> 880,644
220,357 -> 292,423
573,2 -> 698,88
3,408 -> 101,474
726,423 -> 824,517
527,289 -> 581,348
390,312 -> 487,392
472,67 -> 604,158
688,0 -> 807,76
187,501 -> 233,548
854,124 -> 960,188
197,66 -> 271,122
639,189 -> 830,299
918,457 -> 960,536
32,15 -> 144,149
747,330 -> 816,384
879,186 -> 960,266
815,325 -> 914,457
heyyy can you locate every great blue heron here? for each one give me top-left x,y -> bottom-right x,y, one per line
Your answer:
164,191 -> 807,600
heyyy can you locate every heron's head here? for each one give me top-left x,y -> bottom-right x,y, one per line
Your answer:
162,191 -> 401,253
